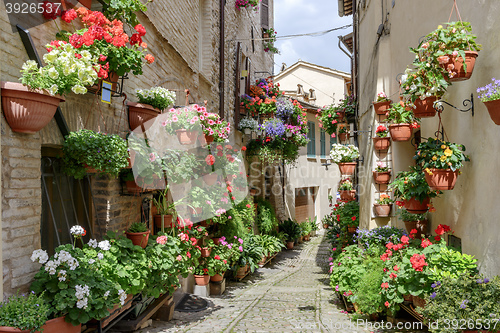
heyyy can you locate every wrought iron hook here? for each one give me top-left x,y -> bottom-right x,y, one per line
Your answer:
433,93 -> 474,116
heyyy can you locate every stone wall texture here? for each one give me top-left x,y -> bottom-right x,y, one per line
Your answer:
1,0 -> 274,298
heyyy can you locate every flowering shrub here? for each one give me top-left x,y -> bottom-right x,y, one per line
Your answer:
263,28 -> 279,53
20,42 -> 98,96
0,291 -> 50,332
477,78 -> 500,102
62,129 -> 129,179
375,125 -> 388,138
335,201 -> 359,228
199,110 -> 231,142
136,87 -> 176,110
375,161 -> 389,172
329,144 -> 359,163
238,117 -> 259,131
240,94 -> 260,116
375,91 -> 390,102
337,94 -> 357,116
275,98 -> 295,121
162,104 -> 202,132
388,167 -> 439,203
338,178 -> 353,191
355,226 -> 406,250
235,0 -> 260,11
316,105 -> 341,136
414,137 -> 469,172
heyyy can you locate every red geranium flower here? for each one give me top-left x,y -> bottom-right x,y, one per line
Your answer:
61,9 -> 77,23
214,255 -> 220,260
205,154 -> 215,166
134,24 -> 147,37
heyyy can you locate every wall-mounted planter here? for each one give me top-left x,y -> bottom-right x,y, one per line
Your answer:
440,51 -> 478,82
424,168 -> 459,190
338,162 -> 356,175
175,129 -> 198,145
374,204 -> 391,217
1,81 -> 64,133
372,137 -> 391,151
389,124 -> 413,141
403,219 -> 428,239
373,100 -> 391,115
338,132 -> 350,142
483,99 -> 500,125
403,197 -> 430,214
413,96 -> 437,118
372,171 -> 391,184
339,190 -> 356,201
128,102 -> 160,131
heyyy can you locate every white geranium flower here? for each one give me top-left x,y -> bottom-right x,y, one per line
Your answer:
118,289 -> 127,306
97,252 -> 104,260
58,270 -> 67,282
70,225 -> 86,237
98,240 -> 111,251
88,239 -> 98,248
31,249 -> 49,264
76,298 -> 88,309
44,260 -> 58,275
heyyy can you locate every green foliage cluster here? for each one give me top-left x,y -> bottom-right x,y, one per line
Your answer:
388,167 -> 439,202
279,219 -> 301,241
414,137 -> 469,171
0,291 -> 50,332
255,199 -> 279,235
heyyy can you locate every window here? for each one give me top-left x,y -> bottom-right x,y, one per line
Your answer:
307,121 -> 316,157
320,129 -> 326,158
261,0 -> 269,29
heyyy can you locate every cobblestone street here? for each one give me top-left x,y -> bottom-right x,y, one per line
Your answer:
143,233 -> 371,333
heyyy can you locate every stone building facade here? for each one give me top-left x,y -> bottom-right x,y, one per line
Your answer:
0,0 -> 274,298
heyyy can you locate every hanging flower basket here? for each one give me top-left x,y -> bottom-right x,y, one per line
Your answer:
373,100 -> 392,115
127,102 -> 160,131
338,132 -> 350,142
424,168 -> 459,190
439,51 -> 478,82
372,137 -> 391,151
339,190 -> 356,201
403,197 -> 430,214
338,162 -> 357,175
175,129 -> 198,145
0,81 -> 64,133
483,99 -> 500,125
389,124 -> 413,141
373,171 -> 391,184
413,96 -> 437,118
374,204 -> 392,217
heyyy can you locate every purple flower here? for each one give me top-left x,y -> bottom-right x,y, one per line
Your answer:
460,300 -> 468,309
484,278 -> 490,283
263,118 -> 286,138
430,292 -> 436,299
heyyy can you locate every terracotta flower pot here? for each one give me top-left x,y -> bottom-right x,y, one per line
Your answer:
483,99 -> 500,125
239,105 -> 246,115
298,236 -> 303,243
413,96 -> 437,118
412,295 -> 426,308
0,327 -> 30,332
372,136 -> 391,151
194,274 -> 210,286
258,256 -> 267,265
0,81 -> 64,133
347,225 -> 357,233
286,241 -> 294,249
339,190 -> 356,201
374,204 -> 392,217
323,224 -> 328,229
125,230 -> 150,248
107,71 -> 120,91
304,234 -> 310,241
210,273 -> 224,282
439,51 -> 478,82
338,132 -> 349,142
403,294 -> 413,303
424,168 -> 459,190
263,32 -> 270,38
389,124 -> 413,141
212,237 -> 220,245
154,214 -> 173,229
236,266 -> 247,278
127,102 -> 160,131
403,220 -> 428,239
202,173 -> 218,186
338,162 -> 356,175
39,316 -> 81,333
198,133 -> 214,146
373,171 -> 391,184
373,100 -> 391,115
175,129 -> 198,145
403,197 -> 430,214
200,247 -> 211,257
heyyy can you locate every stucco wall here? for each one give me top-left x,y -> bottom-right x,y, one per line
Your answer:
355,0 -> 500,276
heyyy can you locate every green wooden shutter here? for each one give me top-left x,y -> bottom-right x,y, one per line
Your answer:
307,121 -> 316,157
320,129 -> 326,158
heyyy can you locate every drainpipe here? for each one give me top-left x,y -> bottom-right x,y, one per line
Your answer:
219,0 -> 226,119
352,0 -> 361,202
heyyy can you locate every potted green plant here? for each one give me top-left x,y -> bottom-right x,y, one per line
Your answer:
373,91 -> 392,115
329,144 -> 360,175
416,21 -> 481,82
1,40 -> 100,133
338,178 -> 356,201
397,208 -> 428,239
207,252 -> 230,282
300,221 -> 313,241
279,219 -> 301,249
238,117 -> 259,135
128,87 -> 176,131
374,194 -> 393,217
317,104 -> 342,136
152,188 -> 176,231
338,125 -> 350,142
0,292 -> 50,333
414,137 -> 469,190
307,216 -> 319,237
373,161 -> 391,184
385,102 -> 420,141
262,28 -> 279,53
373,125 -> 391,151
125,222 -> 150,248
477,78 -> 500,125
62,129 -> 129,179
193,265 -> 210,286
388,167 -> 439,214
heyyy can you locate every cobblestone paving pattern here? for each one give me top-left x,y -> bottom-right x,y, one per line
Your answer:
138,232 -> 425,333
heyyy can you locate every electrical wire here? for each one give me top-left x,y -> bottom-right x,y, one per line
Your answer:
228,24 -> 353,42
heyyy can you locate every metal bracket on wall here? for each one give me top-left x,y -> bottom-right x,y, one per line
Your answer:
321,161 -> 332,170
433,94 -> 474,116
16,24 -> 70,137
352,125 -> 372,134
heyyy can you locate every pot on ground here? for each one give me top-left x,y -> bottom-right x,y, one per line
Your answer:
286,241 -> 294,249
0,81 -> 64,134
424,168 -> 459,190
194,274 -> 210,286
389,124 -> 413,141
